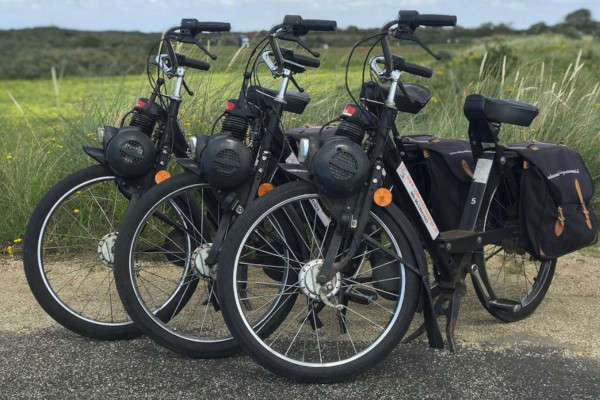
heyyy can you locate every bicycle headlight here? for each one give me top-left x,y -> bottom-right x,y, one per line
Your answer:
188,134 -> 210,161
97,126 -> 105,145
188,136 -> 198,158
98,125 -> 117,150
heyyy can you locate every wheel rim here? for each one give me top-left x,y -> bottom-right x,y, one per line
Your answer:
128,183 -> 232,343
231,193 -> 408,368
480,184 -> 553,307
38,175 -> 131,326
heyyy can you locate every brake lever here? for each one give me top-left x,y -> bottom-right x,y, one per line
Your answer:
193,37 -> 217,60
288,75 -> 304,93
395,29 -> 441,60
182,78 -> 194,96
168,33 -> 218,60
278,33 -> 320,58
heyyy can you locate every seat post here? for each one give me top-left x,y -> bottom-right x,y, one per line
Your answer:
467,119 -> 500,160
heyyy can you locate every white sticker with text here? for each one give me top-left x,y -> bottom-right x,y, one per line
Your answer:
396,162 -> 439,239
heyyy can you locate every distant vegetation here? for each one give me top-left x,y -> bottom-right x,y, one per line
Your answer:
1,8 -> 600,248
0,9 -> 598,79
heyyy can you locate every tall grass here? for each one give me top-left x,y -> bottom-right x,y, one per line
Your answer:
1,34 -> 599,250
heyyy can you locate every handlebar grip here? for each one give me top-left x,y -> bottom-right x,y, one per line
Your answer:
401,60 -> 432,78
180,19 -> 231,35
280,47 -> 320,68
303,19 -> 337,32
417,14 -> 457,27
398,11 -> 456,28
175,53 -> 210,71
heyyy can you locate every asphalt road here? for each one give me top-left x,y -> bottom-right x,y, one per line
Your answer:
1,253 -> 600,399
0,328 -> 598,400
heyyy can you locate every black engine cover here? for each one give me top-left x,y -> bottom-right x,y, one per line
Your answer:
105,127 -> 156,178
200,133 -> 252,189
309,136 -> 370,197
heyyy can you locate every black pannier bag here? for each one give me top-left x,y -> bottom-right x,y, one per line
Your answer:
508,141 -> 597,260
401,135 -> 474,231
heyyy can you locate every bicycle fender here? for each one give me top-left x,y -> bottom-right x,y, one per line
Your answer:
82,146 -> 106,164
177,158 -> 203,177
383,202 -> 445,349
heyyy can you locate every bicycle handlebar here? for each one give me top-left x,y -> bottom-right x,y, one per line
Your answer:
372,55 -> 432,78
280,47 -> 320,68
180,19 -> 231,36
175,53 -> 210,71
302,19 -> 337,32
398,10 -> 456,28
278,15 -> 337,35
398,58 -> 432,78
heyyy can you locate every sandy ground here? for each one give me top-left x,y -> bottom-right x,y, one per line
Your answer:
1,253 -> 599,398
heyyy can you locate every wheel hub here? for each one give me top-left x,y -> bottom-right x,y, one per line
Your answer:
97,232 -> 118,266
298,259 -> 341,300
191,243 -> 215,279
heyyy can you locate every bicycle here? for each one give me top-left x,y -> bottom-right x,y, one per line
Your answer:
216,10 -> 595,382
112,15 -> 337,358
215,10 -> 460,382
22,19 -> 230,340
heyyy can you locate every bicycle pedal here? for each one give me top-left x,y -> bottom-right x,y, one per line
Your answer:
346,287 -> 377,305
488,298 -> 522,313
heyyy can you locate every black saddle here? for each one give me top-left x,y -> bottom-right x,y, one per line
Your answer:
464,94 -> 538,127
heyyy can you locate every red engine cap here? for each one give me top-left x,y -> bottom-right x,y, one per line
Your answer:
342,104 -> 356,117
137,99 -> 147,108
225,100 -> 235,111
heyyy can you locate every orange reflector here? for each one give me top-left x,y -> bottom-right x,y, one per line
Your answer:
258,183 -> 275,197
154,170 -> 171,184
373,188 -> 392,207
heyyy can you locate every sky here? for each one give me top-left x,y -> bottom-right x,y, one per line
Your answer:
1,0 -> 599,32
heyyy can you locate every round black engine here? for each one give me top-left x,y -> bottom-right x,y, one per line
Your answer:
309,136 -> 370,198
200,133 -> 252,189
105,127 -> 156,178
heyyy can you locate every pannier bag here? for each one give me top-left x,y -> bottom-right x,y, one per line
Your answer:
401,135 -> 474,231
508,141 -> 597,260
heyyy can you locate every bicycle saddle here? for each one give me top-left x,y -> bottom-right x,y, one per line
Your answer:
464,94 -> 538,127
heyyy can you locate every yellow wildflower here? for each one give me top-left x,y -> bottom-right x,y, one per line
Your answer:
76,191 -> 81,195
13,238 -> 22,244
507,86 -> 515,93
7,246 -> 13,257
6,154 -> 13,161
431,97 -> 439,104
435,69 -> 444,76
56,144 -> 63,149
73,209 -> 80,214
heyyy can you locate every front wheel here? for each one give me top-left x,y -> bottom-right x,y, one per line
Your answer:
23,165 -> 139,339
217,182 -> 421,383
113,173 -> 238,358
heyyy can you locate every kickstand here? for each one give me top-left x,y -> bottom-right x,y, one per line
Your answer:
402,322 -> 426,343
402,294 -> 446,344
445,280 -> 466,352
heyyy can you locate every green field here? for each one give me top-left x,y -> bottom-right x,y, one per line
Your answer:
2,34 -> 600,251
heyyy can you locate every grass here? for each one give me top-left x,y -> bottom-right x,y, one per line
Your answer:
1,34 -> 600,251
